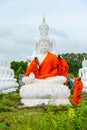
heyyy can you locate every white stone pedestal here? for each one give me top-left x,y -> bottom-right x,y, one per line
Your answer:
20,83 -> 71,106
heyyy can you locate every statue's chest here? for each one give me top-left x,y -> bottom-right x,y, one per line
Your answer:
37,53 -> 48,65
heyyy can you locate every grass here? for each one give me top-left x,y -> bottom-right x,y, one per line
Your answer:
0,90 -> 87,130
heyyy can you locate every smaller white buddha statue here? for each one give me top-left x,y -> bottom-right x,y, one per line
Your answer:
0,58 -> 19,93
79,57 -> 87,92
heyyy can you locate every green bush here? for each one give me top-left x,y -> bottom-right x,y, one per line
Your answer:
0,92 -> 87,130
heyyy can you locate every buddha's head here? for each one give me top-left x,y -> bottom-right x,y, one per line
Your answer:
38,37 -> 52,54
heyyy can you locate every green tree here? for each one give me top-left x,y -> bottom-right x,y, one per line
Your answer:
11,61 -> 28,83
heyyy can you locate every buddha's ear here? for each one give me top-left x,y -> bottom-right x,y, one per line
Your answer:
35,41 -> 39,51
49,40 -> 53,51
51,39 -> 56,50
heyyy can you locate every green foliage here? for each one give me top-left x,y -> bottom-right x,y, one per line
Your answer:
11,61 -> 28,82
0,92 -> 87,130
0,92 -> 20,113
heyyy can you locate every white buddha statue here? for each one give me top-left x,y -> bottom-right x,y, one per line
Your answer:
0,58 -> 19,93
79,58 -> 87,92
20,16 -> 70,106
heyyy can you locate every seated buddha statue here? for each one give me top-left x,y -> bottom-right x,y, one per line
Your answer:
20,37 -> 70,106
20,16 -> 70,106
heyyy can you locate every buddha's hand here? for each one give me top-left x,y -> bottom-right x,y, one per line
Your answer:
22,73 -> 35,84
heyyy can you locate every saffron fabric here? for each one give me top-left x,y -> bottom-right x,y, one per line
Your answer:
57,57 -> 69,84
38,52 -> 59,79
73,78 -> 83,105
25,59 -> 39,78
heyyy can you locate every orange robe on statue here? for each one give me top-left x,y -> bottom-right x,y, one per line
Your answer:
25,59 -> 39,78
38,52 -> 59,79
73,78 -> 83,105
57,57 -> 69,84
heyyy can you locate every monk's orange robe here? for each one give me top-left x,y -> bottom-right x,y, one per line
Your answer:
57,58 -> 69,84
25,60 -> 39,78
73,79 -> 83,105
38,52 -> 59,79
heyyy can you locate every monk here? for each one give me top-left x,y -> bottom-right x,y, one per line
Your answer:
72,77 -> 83,105
57,56 -> 69,84
25,57 -> 39,78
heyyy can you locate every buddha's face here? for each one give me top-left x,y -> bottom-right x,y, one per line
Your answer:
39,41 -> 50,53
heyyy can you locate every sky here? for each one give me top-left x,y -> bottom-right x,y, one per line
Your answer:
0,0 -> 87,61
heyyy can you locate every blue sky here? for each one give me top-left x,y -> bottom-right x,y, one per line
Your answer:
0,0 -> 87,61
